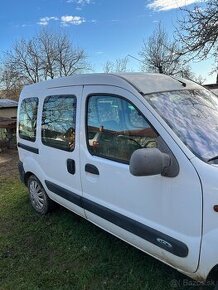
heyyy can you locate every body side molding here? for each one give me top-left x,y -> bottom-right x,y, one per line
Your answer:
45,180 -> 189,258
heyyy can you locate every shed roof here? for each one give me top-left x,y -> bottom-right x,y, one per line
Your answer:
0,99 -> 18,109
0,117 -> 16,129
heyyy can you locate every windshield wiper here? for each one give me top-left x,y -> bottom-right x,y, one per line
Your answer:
207,156 -> 218,162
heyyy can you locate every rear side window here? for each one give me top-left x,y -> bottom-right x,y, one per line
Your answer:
19,98 -> 38,142
41,95 -> 76,151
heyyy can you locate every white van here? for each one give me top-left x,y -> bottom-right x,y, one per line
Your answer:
17,73 -> 218,286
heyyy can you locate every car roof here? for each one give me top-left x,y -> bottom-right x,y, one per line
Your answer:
21,72 -> 202,96
118,73 -> 202,94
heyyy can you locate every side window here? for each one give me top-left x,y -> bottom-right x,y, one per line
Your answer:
87,95 -> 158,163
19,98 -> 38,142
42,95 -> 76,151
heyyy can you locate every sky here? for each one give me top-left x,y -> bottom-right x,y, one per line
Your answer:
0,0 -> 216,84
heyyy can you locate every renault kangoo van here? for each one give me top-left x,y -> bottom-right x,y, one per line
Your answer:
17,73 -> 218,286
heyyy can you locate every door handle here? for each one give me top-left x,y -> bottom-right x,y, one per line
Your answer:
85,164 -> 99,175
67,159 -> 75,175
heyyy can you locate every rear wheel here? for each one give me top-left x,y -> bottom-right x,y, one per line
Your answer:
28,175 -> 52,215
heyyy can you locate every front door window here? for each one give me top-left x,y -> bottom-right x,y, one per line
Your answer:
87,94 -> 158,163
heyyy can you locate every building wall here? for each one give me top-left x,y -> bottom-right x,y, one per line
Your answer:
0,107 -> 17,118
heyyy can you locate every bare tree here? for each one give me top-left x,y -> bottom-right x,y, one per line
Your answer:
0,62 -> 23,100
193,75 -> 206,85
103,61 -> 114,73
55,33 -> 88,77
177,0 -> 218,82
139,23 -> 192,77
103,57 -> 129,73
0,29 -> 90,99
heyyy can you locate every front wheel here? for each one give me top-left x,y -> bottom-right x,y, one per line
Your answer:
28,175 -> 52,215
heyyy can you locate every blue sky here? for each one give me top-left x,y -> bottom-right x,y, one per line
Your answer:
0,0 -> 216,83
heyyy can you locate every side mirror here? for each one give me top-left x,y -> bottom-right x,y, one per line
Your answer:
129,148 -> 177,177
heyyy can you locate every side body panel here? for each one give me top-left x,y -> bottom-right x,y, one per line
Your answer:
17,85 -> 85,217
80,85 -> 202,273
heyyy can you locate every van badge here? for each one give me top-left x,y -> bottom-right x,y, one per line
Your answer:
156,238 -> 173,249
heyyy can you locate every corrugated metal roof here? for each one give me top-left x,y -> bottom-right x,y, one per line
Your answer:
0,99 -> 18,108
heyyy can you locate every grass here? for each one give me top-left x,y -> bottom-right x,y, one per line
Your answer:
0,177 -> 214,290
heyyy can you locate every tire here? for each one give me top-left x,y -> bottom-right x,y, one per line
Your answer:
27,175 -> 52,215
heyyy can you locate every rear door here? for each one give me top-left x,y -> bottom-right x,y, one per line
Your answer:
80,85 -> 202,273
38,86 -> 85,217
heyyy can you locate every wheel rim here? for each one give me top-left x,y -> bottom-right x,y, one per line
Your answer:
29,180 -> 45,210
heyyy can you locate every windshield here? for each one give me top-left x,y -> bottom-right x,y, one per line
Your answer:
145,89 -> 218,161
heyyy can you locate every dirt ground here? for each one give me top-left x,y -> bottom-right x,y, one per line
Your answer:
0,149 -> 19,179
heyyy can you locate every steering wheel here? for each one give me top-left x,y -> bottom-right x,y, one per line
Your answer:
142,140 -> 157,148
116,135 -> 142,148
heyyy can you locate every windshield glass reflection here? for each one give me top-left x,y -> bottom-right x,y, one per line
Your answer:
145,89 -> 218,161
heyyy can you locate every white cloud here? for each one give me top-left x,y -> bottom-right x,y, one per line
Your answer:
38,16 -> 58,26
147,0 -> 202,11
66,0 -> 92,4
66,0 -> 93,11
37,15 -> 86,26
61,15 -> 86,26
